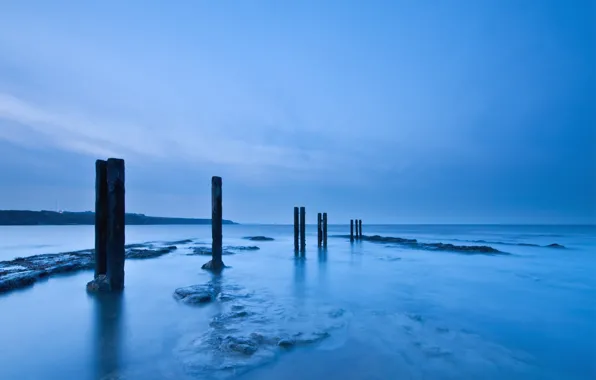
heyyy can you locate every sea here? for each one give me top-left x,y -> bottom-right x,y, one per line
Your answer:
0,224 -> 594,380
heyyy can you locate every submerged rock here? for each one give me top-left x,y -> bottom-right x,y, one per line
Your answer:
365,235 -> 418,244
421,242 -> 500,254
226,246 -> 260,251
175,281 -> 349,378
201,260 -> 227,273
0,270 -> 44,292
337,234 -> 505,255
243,236 -> 275,241
167,239 -> 194,245
546,243 -> 565,249
188,245 -> 260,256
86,274 -> 111,292
174,284 -> 218,304
126,245 -> 177,259
0,241 -> 181,294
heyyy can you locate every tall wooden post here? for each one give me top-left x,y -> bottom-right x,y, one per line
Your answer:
359,219 -> 363,238
350,219 -> 354,242
294,207 -> 299,251
300,207 -> 306,251
323,213 -> 328,248
211,176 -> 223,269
94,160 -> 108,278
106,158 -> 125,291
317,213 -> 322,247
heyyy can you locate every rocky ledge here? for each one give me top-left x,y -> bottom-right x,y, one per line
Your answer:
0,240 -> 185,294
243,236 -> 275,241
333,234 -> 504,254
173,281 -> 348,378
187,245 -> 260,256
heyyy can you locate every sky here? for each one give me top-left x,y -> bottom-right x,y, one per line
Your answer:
0,0 -> 594,224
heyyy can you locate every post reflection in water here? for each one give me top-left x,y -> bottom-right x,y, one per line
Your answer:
317,247 -> 328,291
293,254 -> 306,300
92,292 -> 125,380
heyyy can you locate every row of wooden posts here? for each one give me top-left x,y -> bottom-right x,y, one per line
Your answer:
350,219 -> 363,242
292,207 -> 329,251
90,158 -> 365,291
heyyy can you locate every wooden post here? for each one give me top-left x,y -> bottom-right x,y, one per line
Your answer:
106,158 -> 125,291
359,219 -> 363,238
211,176 -> 223,269
294,207 -> 299,251
300,207 -> 306,251
94,160 -> 108,278
350,219 -> 354,242
323,213 -> 328,248
317,213 -> 322,247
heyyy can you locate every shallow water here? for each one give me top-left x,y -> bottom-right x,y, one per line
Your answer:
0,224 -> 594,380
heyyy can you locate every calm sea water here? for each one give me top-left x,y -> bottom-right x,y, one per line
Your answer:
0,224 -> 594,380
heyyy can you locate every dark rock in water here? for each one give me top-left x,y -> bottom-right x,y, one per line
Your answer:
86,274 -> 111,292
546,243 -> 565,249
175,283 -> 349,378
174,284 -> 217,304
0,240 -> 184,294
201,259 -> 226,273
421,242 -> 501,254
189,246 -> 212,256
226,245 -> 260,251
188,245 -> 259,256
0,250 -> 94,293
222,336 -> 259,355
126,245 -> 177,259
364,235 -> 418,244
243,236 -> 275,241
277,338 -> 295,348
167,239 -> 194,245
0,270 -> 44,292
339,234 -> 504,255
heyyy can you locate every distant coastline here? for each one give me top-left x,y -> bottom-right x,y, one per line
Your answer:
0,210 -> 237,226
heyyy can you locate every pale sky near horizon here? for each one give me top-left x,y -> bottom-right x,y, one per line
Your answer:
0,0 -> 594,224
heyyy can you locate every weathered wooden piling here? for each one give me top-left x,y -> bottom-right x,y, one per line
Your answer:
294,207 -> 299,251
322,213 -> 328,247
206,176 -> 224,271
350,219 -> 354,242
359,219 -> 363,238
300,207 -> 306,251
106,158 -> 125,291
317,213 -> 322,247
94,160 -> 108,278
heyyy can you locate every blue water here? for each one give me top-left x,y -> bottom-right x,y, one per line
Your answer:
0,224 -> 594,379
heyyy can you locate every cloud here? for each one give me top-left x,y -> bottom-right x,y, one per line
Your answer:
0,93 -> 351,176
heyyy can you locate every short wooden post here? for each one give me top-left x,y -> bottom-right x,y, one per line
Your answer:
294,207 -> 299,251
212,176 -> 224,269
300,207 -> 306,251
94,160 -> 108,278
350,219 -> 354,242
323,213 -> 328,248
106,158 -> 125,291
317,213 -> 322,247
359,219 -> 363,238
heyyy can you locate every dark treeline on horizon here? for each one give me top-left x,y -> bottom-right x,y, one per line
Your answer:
0,210 -> 237,226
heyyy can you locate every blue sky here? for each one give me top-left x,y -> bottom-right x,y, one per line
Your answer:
0,0 -> 594,224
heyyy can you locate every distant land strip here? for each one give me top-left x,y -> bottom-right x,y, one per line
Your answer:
0,210 -> 237,226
